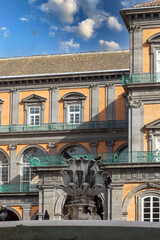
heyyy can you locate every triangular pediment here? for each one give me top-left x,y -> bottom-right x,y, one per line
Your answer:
148,33 -> 160,43
22,94 -> 47,103
146,118 -> 160,129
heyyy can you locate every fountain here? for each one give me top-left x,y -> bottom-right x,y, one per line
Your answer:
60,157 -> 111,220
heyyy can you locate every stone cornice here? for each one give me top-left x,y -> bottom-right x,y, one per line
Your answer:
0,71 -> 128,89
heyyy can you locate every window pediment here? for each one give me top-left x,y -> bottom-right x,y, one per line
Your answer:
148,33 -> 160,43
145,118 -> 160,129
61,92 -> 86,101
22,94 -> 47,103
0,99 -> 4,104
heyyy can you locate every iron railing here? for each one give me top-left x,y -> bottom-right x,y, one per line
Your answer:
30,151 -> 160,167
0,121 -> 127,133
122,73 -> 160,84
0,183 -> 38,193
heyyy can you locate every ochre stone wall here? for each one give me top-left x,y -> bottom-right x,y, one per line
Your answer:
115,86 -> 125,120
0,92 -> 10,125
99,87 -> 106,121
59,88 -> 90,122
143,28 -> 160,73
19,90 -> 50,124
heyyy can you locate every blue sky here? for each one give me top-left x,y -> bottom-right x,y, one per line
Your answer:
0,0 -> 147,57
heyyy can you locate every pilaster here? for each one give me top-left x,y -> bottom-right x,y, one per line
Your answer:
23,205 -> 31,220
50,86 -> 59,123
9,144 -> 17,183
90,84 -> 99,121
89,141 -> 98,154
106,83 -> 115,120
110,183 -> 124,220
10,89 -> 19,125
48,142 -> 57,155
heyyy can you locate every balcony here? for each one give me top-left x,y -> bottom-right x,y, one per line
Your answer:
0,121 -> 127,133
30,151 -> 160,167
0,183 -> 38,193
122,73 -> 160,84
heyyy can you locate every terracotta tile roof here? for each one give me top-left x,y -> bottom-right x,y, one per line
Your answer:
0,50 -> 129,77
134,0 -> 160,8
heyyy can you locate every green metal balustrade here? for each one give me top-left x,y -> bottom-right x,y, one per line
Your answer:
0,183 -> 38,193
122,73 -> 160,84
30,151 -> 160,167
0,120 -> 127,133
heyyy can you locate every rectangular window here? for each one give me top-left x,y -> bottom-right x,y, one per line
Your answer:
29,107 -> 40,126
68,105 -> 80,123
156,50 -> 160,82
142,196 -> 160,222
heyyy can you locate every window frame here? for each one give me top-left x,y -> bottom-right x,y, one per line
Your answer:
29,106 -> 41,126
142,196 -> 160,222
61,92 -> 86,123
0,150 -> 9,185
68,104 -> 81,123
136,190 -> 160,221
22,94 -> 47,125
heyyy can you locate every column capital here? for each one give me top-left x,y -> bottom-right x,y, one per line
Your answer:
106,82 -> 114,88
89,141 -> 98,148
48,142 -> 57,148
105,140 -> 115,147
9,144 -> 17,150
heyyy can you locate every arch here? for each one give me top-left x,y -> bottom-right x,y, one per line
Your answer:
0,148 -> 10,162
61,92 -> 87,101
58,143 -> 89,156
147,32 -> 160,43
123,183 -> 160,214
17,145 -> 48,163
5,207 -> 22,221
31,210 -> 39,220
115,142 -> 128,154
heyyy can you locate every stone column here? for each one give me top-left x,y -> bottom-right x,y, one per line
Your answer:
106,83 -> 115,120
38,185 -> 44,220
48,142 -> 57,156
50,86 -> 59,123
106,140 -> 115,163
90,84 -> 99,121
89,141 -> 98,154
0,99 -> 4,125
23,205 -> 31,220
110,183 -> 124,220
148,130 -> 153,151
10,89 -> 19,125
128,97 -> 142,153
9,144 -> 17,184
103,188 -> 112,220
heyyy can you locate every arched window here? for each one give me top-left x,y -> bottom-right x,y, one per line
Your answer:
61,144 -> 88,160
21,148 -> 46,185
142,196 -> 160,222
0,151 -> 9,184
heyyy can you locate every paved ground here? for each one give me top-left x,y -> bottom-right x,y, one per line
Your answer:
0,220 -> 160,240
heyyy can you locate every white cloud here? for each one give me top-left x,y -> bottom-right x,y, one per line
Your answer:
60,38 -> 80,52
49,25 -> 58,37
64,18 -> 95,40
50,25 -> 58,31
78,18 -> 95,39
120,0 -> 144,8
1,27 -> 6,31
107,16 -> 123,31
40,0 -> 78,23
3,30 -> 9,38
28,0 -> 37,4
19,17 -> 29,22
99,40 -> 120,51
0,27 -> 9,38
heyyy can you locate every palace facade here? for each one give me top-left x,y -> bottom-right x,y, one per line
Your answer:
1,0 -> 160,222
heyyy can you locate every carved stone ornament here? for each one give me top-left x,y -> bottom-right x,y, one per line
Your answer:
9,144 -> 17,150
129,24 -> 141,32
48,142 -> 56,148
128,98 -> 142,108
60,157 -> 111,220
